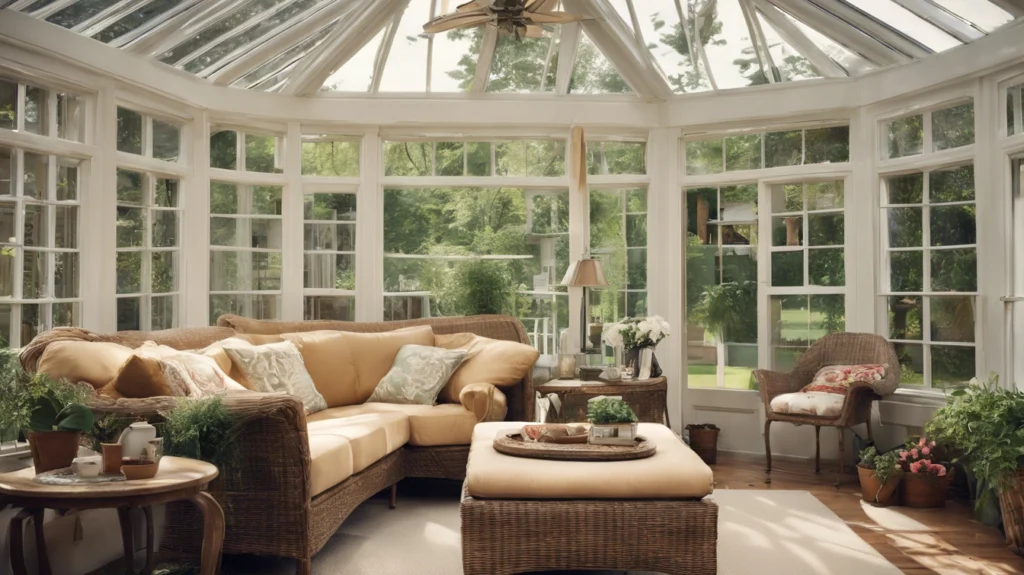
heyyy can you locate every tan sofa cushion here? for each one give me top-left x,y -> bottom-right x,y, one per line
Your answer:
307,429 -> 355,497
278,327 -> 434,407
459,383 -> 508,422
466,422 -> 714,500
434,333 -> 538,403
37,341 -> 134,389
307,412 -> 410,497
308,403 -> 477,446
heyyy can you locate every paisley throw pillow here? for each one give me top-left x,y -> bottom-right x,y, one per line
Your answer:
224,340 -> 328,414
367,344 -> 467,405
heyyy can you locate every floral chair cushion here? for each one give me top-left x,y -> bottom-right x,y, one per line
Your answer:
801,364 -> 887,395
367,344 -> 467,405
769,392 -> 845,417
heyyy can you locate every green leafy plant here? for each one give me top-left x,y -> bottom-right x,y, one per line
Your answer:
925,373 -> 1024,514
160,396 -> 241,471
858,446 -> 903,501
587,397 -> 638,425
693,281 -> 758,342
89,413 -> 134,451
0,347 -> 93,436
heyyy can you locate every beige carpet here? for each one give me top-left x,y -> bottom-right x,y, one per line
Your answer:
221,482 -> 899,575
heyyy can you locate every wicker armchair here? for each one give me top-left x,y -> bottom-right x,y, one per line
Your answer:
754,332 -> 899,476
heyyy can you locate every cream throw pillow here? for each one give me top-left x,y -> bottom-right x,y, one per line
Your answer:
434,333 -> 539,403
367,344 -> 467,405
224,340 -> 327,414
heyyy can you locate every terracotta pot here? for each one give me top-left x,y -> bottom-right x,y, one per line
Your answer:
857,465 -> 901,506
901,471 -> 950,508
28,431 -> 81,473
688,427 -> 720,465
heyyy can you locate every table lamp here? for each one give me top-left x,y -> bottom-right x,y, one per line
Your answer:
560,257 -> 608,354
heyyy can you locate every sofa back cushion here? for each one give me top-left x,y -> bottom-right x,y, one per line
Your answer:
434,333 -> 539,403
37,340 -> 134,389
217,313 -> 527,344
245,327 -> 436,407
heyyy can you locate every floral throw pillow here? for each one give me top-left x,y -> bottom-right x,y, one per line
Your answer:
801,364 -> 887,396
224,340 -> 328,414
367,344 -> 467,405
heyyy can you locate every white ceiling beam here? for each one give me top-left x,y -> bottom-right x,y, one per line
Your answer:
625,0 -> 675,91
72,0 -> 152,37
676,0 -> 718,90
171,0 -> 308,68
28,0 -> 77,20
126,0 -> 248,56
555,21 -> 582,95
739,0 -> 779,83
282,0 -> 409,96
989,0 -> 1024,18
208,3 -> 356,85
469,25 -> 498,92
106,0 -> 203,48
370,15 -> 401,93
754,0 -> 847,77
890,0 -> 982,43
766,0 -> 906,66
804,0 -> 931,58
562,0 -> 673,101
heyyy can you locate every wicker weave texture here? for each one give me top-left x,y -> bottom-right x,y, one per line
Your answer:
460,485 -> 718,575
999,467 -> 1024,555
538,378 -> 667,424
404,445 -> 469,480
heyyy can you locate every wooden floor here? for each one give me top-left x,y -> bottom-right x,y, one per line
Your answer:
713,455 -> 1024,574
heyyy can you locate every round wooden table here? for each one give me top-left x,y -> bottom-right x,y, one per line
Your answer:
537,376 -> 670,427
0,456 -> 223,575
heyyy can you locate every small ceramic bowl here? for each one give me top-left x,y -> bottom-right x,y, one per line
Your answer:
120,458 -> 160,480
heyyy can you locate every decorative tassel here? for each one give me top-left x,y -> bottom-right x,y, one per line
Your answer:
73,515 -> 83,542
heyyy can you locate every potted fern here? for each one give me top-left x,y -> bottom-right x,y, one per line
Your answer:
857,446 -> 903,506
587,396 -> 638,446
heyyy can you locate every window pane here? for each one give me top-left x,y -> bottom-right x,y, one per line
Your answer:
304,193 -> 356,221
685,139 -> 723,175
805,126 -> 849,164
151,251 -> 176,293
0,201 -> 14,243
155,178 -> 179,207
765,131 -> 802,168
210,251 -> 282,291
887,173 -> 923,204
931,346 -> 975,388
23,152 -> 47,199
210,182 -> 238,214
930,164 -> 974,203
890,251 -> 923,292
153,120 -> 180,162
384,141 -> 431,176
932,103 -> 974,151
53,302 -> 78,328
304,253 -> 354,289
771,251 -> 802,286
772,295 -> 809,371
772,216 -> 802,247
24,86 -> 48,136
304,223 -> 354,251
635,0 -> 711,93
209,294 -> 278,325
626,214 -> 646,247
806,181 -> 844,210
894,342 -> 925,386
151,295 -> 176,330
57,162 -> 78,201
0,147 -> 13,196
466,142 -> 491,176
1009,83 -> 1022,136
117,169 -> 143,204
431,28 -> 483,93
490,25 -> 559,93
252,186 -> 283,215
378,0 -> 430,92
56,93 -> 84,142
0,250 -> 11,298
587,142 -> 646,175
117,297 -> 141,331
808,214 -> 843,246
0,79 -> 17,131
435,142 -> 464,176
725,134 -> 761,171
152,211 -> 178,248
888,296 -> 922,340
246,133 -> 280,173
117,207 -> 144,248
117,107 -> 143,154
811,294 -> 845,337
210,130 -> 237,170
210,217 -> 280,248
305,296 -> 355,321
770,183 -> 803,213
931,206 -> 975,247
55,205 -> 77,249
319,25 -> 383,92
116,251 -> 142,293
54,252 -> 77,298
495,140 -> 565,177
21,304 -> 43,344
23,251 -> 46,299
628,248 -> 646,290
23,203 -> 48,248
301,139 -> 360,176
699,0 -> 766,88
931,248 -> 976,291
887,115 -> 923,159
930,296 -> 974,343
889,205 -> 922,249
808,248 -> 844,286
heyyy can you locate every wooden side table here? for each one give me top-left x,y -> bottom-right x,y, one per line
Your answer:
537,377 -> 670,427
0,456 -> 223,575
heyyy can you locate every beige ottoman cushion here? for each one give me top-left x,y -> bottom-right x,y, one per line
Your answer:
467,422 -> 714,500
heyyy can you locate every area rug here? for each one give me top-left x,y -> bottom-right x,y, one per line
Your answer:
221,484 -> 899,575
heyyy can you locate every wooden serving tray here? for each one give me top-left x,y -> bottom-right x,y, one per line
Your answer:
493,433 -> 656,461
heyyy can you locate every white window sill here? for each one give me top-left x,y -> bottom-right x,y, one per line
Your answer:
0,441 -> 33,473
878,388 -> 949,429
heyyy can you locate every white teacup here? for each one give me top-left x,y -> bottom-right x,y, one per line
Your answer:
71,456 -> 102,478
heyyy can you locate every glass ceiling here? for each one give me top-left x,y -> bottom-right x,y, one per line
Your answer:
1,0 -> 1019,97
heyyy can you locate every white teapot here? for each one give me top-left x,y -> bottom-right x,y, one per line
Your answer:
118,421 -> 158,460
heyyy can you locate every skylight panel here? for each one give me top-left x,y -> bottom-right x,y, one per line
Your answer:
157,0 -> 289,67
377,0 -> 432,92
783,12 -> 874,76
842,0 -> 961,53
46,0 -> 121,28
92,0 -> 196,44
756,12 -> 820,82
696,0 -> 765,89
569,30 -> 632,94
181,0 -> 328,75
487,25 -> 560,93
929,0 -> 1013,33
430,28 -> 483,92
610,0 -> 636,34
321,26 -> 387,92
21,0 -> 61,11
636,0 -> 711,93
234,23 -> 334,90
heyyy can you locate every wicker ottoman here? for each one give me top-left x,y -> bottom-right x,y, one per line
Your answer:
461,422 -> 718,575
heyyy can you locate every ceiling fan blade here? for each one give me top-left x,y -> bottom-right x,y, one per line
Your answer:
525,0 -> 559,13
423,12 -> 492,34
526,11 -> 579,24
523,24 -> 546,38
455,0 -> 491,13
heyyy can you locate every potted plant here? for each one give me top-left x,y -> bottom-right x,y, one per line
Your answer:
587,396 -> 638,446
686,423 -> 720,465
0,348 -> 94,473
926,374 -> 1024,549
857,446 -> 903,506
898,436 -> 950,508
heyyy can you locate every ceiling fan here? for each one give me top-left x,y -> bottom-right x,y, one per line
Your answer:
423,0 -> 581,40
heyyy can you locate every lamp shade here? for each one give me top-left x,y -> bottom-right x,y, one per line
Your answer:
560,258 -> 608,287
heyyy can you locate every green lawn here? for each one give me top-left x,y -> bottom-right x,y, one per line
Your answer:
687,363 -> 756,390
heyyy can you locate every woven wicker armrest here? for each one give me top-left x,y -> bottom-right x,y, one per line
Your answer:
754,369 -> 802,406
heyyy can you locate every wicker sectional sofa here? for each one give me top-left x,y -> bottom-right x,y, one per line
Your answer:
20,314 -> 535,575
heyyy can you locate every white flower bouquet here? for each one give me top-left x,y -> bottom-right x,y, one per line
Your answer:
603,316 -> 671,350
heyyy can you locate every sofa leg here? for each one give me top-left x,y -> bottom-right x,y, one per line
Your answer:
763,420 -> 772,483
838,428 -> 846,475
814,426 -> 821,474
295,558 -> 311,575
389,483 -> 397,510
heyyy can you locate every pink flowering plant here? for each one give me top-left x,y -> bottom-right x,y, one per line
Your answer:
899,436 -> 947,477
